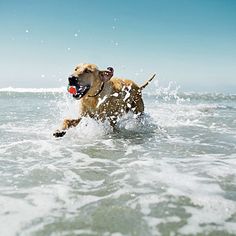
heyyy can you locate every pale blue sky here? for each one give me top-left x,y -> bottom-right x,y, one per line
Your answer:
0,0 -> 236,92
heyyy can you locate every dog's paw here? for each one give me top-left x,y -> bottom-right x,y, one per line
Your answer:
53,130 -> 66,138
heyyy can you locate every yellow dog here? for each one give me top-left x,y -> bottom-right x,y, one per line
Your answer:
53,63 -> 155,137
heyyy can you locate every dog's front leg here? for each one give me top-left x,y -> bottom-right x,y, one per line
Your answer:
53,118 -> 82,138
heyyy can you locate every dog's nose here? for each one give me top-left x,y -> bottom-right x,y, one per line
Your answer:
68,75 -> 78,85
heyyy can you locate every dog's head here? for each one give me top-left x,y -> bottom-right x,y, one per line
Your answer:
68,63 -> 114,99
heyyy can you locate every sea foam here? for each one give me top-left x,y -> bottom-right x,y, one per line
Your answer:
0,87 -> 66,93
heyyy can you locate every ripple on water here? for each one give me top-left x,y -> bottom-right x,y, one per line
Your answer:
0,90 -> 236,235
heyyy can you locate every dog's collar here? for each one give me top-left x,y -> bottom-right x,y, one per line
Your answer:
88,82 -> 105,97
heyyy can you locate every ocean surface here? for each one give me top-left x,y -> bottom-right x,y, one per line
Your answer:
0,85 -> 236,236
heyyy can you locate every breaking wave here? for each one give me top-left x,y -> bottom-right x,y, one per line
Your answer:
0,82 -> 236,235
0,87 -> 66,93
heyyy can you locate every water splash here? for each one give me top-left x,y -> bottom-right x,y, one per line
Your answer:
0,85 -> 236,235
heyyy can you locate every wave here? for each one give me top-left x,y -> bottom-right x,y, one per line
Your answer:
144,91 -> 236,102
0,87 -> 66,93
0,87 -> 236,102
178,92 -> 236,101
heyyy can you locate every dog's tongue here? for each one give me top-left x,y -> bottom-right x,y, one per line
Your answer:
67,86 -> 77,95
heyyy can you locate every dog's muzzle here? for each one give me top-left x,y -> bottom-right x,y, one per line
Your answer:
67,76 -> 90,99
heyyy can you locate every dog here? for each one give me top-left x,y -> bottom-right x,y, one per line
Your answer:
53,63 -> 155,137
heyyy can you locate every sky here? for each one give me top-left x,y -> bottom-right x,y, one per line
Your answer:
0,0 -> 236,93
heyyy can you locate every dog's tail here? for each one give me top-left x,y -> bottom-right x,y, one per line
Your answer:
139,74 -> 156,90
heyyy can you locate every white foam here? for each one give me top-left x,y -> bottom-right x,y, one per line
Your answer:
0,87 -> 66,93
1,79 -> 236,235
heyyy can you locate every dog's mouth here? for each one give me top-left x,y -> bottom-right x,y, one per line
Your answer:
67,84 -> 91,99
67,75 -> 91,99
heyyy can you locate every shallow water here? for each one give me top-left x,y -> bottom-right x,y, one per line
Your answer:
0,87 -> 236,236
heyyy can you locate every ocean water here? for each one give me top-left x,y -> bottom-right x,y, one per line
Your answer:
0,85 -> 236,236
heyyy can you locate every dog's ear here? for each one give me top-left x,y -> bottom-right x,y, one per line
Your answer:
99,67 -> 114,82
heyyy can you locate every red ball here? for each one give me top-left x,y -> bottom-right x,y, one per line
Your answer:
68,86 -> 77,95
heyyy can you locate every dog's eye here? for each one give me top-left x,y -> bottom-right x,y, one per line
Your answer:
84,68 -> 91,73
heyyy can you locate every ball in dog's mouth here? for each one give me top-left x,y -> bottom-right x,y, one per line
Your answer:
67,84 -> 91,99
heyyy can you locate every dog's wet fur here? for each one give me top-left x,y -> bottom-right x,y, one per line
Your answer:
53,63 -> 155,137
